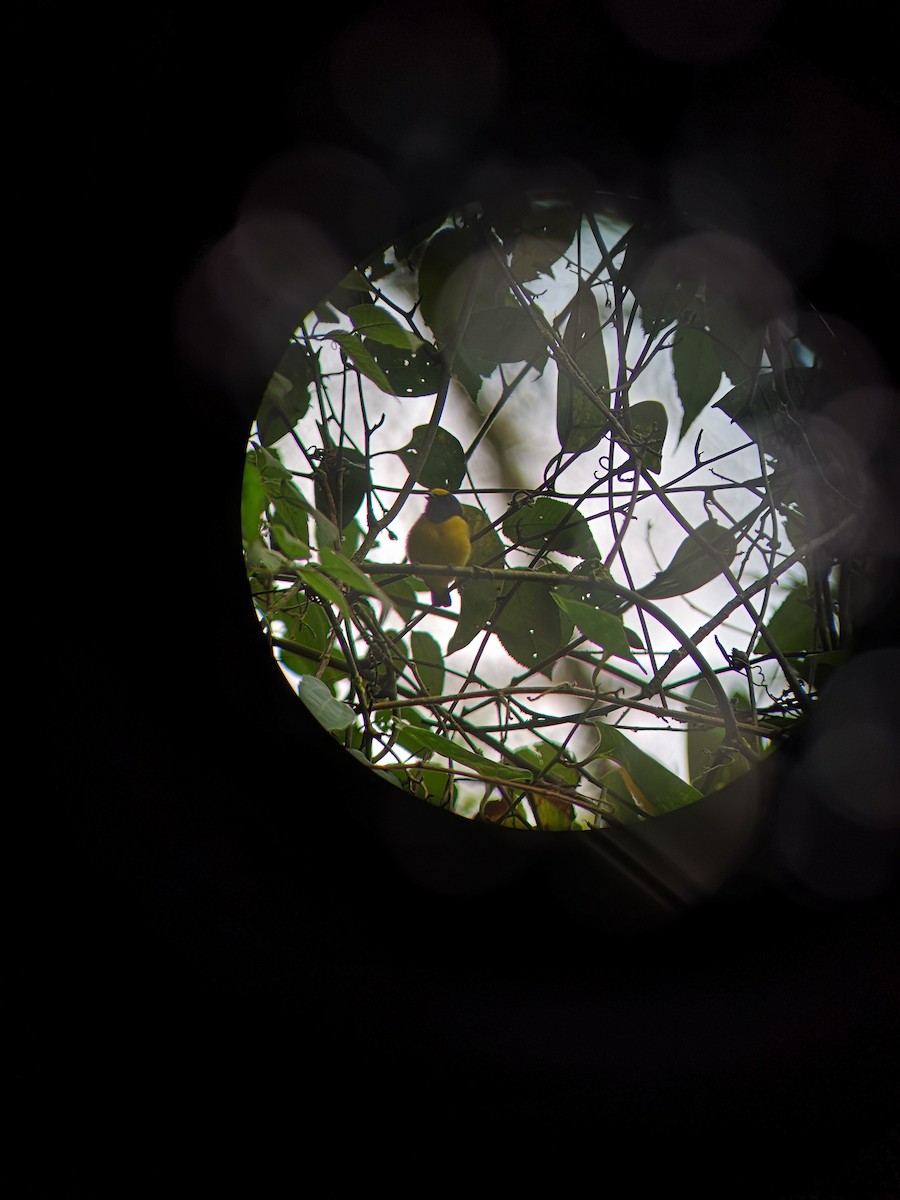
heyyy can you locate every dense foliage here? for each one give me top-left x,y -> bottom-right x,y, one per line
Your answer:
242,191 -> 866,828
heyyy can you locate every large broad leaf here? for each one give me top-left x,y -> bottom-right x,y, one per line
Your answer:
506,201 -> 582,283
714,367 -> 811,448
750,582 -> 842,685
249,445 -> 319,544
410,631 -> 445,699
365,340 -> 443,397
278,605 -> 345,686
313,444 -> 369,529
392,213 -> 452,265
530,794 -> 576,831
753,583 -> 816,657
625,400 -> 668,473
552,594 -> 641,667
502,497 -> 599,560
517,741 -> 581,789
241,458 -> 266,547
395,425 -> 466,491
590,724 -> 702,815
297,675 -> 356,732
271,487 -> 311,546
397,725 -> 532,783
457,305 -> 549,376
317,547 -> 390,606
297,565 -> 353,618
448,506 -> 504,655
331,331 -> 395,395
417,226 -> 509,344
686,677 -> 754,793
626,238 -> 704,338
706,302 -> 764,387
557,281 -> 610,453
493,569 -> 569,677
270,523 -> 310,560
257,340 -> 315,445
673,322 -> 723,441
637,518 -> 738,602
559,559 -> 624,611
348,304 -> 422,349
326,268 -> 372,315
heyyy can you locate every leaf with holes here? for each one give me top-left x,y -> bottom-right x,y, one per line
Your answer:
396,425 -> 466,491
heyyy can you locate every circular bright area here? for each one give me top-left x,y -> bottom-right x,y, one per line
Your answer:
242,190 -> 872,829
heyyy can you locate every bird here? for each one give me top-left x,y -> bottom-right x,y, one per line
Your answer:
406,488 -> 471,608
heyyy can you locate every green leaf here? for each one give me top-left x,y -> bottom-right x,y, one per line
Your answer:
559,559 -> 624,611
638,519 -> 737,601
752,582 -> 838,686
517,741 -> 581,789
313,444 -> 370,529
531,793 -> 576,831
340,267 -> 370,291
397,726 -> 532,783
686,678 -> 755,794
256,373 -> 300,447
358,633 -> 407,702
348,304 -> 422,349
410,631 -> 445,698
279,605 -> 346,685
705,302 -> 763,387
250,443 -> 290,486
494,572 -> 568,677
249,445 -> 316,544
297,564 -> 352,618
591,724 -> 702,815
502,497 -> 599,560
392,213 -> 452,264
552,594 -> 641,667
450,354 -> 485,405
448,506 -> 504,655
673,323 -> 723,441
331,331 -> 397,395
341,519 -> 363,557
686,678 -> 727,786
271,524 -> 311,560
381,573 -> 421,620
713,368 -> 812,451
297,675 -> 356,732
257,341 -> 315,446
505,201 -> 582,283
625,400 -> 668,473
458,305 -> 549,376
312,301 -> 341,325
753,583 -> 816,657
557,281 -> 610,453
395,425 -> 466,491
695,747 -> 752,796
318,547 -> 390,605
417,226 -> 509,344
241,458 -> 266,547
327,268 -> 372,314
626,236 -> 703,338
364,340 -> 443,397
271,491 -> 311,546
347,747 -> 407,791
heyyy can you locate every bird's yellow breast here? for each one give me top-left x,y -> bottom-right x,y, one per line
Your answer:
408,513 -> 471,567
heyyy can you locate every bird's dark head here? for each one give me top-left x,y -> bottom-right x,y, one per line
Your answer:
425,488 -> 463,522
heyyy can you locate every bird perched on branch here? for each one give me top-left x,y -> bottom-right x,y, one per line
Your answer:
406,488 -> 471,607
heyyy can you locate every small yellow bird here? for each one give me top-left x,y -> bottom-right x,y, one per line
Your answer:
406,488 -> 471,608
